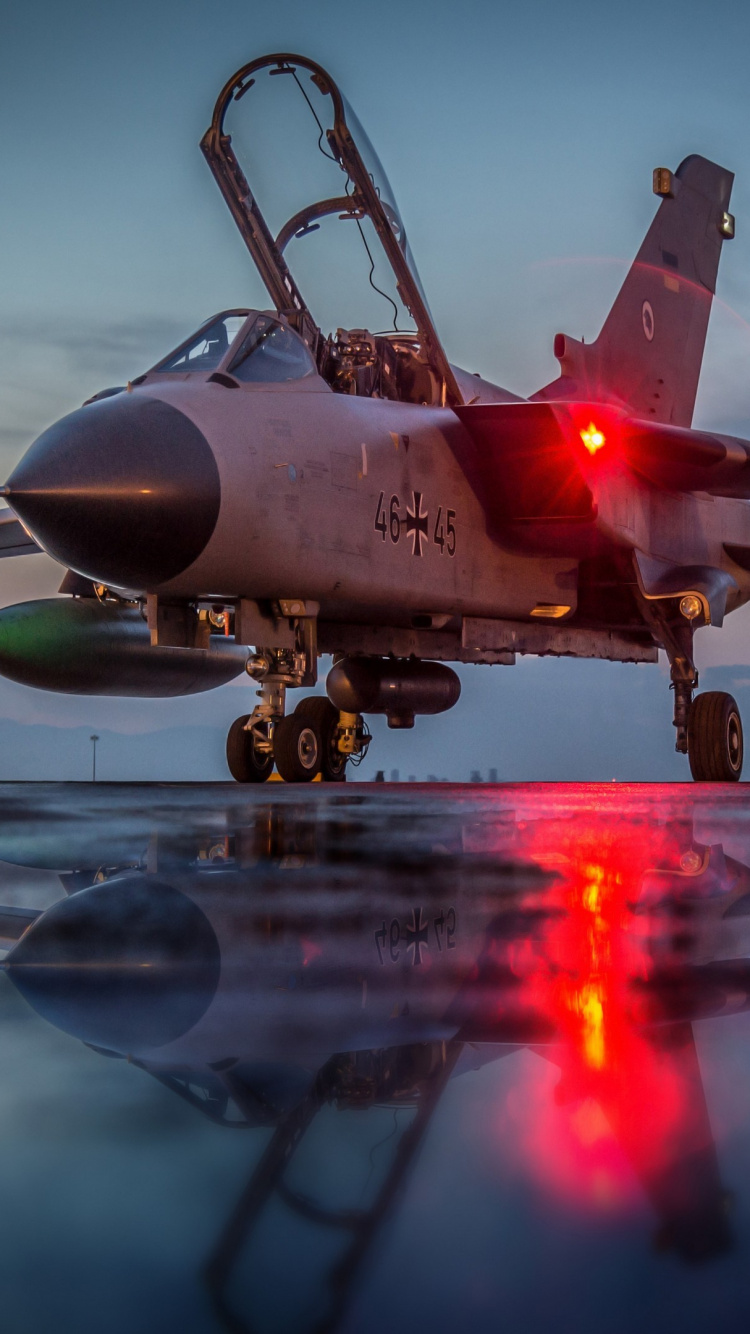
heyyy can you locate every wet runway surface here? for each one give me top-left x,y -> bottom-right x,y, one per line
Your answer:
2,781 -> 750,1333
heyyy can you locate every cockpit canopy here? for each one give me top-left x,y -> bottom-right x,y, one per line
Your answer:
133,56 -> 466,405
144,310 -> 319,385
200,53 -> 464,407
156,313 -> 246,374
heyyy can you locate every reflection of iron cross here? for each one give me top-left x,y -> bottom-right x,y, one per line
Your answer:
406,492 -> 428,556
405,907 -> 429,965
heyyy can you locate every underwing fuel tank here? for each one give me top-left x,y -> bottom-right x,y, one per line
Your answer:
0,598 -> 249,696
326,656 -> 460,728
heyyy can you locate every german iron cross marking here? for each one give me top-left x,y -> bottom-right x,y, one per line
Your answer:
405,907 -> 429,965
406,492 -> 428,556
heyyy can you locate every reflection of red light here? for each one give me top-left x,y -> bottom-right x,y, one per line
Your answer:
300,938 -> 322,967
484,803 -> 719,1221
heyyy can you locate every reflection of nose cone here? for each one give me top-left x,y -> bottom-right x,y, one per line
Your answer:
5,876 -> 220,1051
6,394 -> 220,588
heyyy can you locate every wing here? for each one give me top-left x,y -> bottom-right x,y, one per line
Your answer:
0,510 -> 42,558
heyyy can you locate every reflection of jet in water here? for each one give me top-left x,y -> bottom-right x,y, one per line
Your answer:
1,796 -> 749,1330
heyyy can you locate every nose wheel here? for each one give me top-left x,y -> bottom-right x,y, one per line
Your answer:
273,699 -> 352,782
226,714 -> 275,783
227,697 -> 354,782
274,713 -> 323,782
688,692 -> 743,782
293,697 -> 348,781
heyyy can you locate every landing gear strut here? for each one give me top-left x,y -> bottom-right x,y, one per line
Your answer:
226,649 -> 369,783
226,654 -> 289,784
639,597 -> 743,782
666,624 -> 697,758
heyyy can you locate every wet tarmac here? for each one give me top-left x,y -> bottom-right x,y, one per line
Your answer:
1,781 -> 750,1333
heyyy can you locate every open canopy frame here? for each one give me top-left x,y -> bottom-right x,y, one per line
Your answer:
200,52 -> 464,407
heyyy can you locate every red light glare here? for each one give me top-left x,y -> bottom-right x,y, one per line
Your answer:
580,422 -> 607,455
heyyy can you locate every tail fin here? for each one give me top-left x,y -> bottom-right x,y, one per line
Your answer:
533,155 -> 734,427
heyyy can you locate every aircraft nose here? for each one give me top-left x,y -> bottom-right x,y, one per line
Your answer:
5,876 -> 220,1050
5,393 -> 221,588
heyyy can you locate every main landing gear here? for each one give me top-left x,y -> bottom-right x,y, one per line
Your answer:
226,650 -> 370,784
688,692 -> 743,782
643,598 -> 744,782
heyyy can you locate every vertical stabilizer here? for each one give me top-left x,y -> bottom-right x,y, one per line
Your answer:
534,156 -> 734,427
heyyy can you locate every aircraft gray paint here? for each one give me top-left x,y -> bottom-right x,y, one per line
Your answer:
0,52 -> 746,781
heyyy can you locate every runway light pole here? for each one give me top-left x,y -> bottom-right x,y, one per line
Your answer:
90,734 -> 99,782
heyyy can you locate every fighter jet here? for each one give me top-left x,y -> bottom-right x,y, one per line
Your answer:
0,52 -> 745,781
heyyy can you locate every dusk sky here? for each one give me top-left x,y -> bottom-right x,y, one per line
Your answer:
3,0 -> 750,780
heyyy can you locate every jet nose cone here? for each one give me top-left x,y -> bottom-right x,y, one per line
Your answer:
6,394 -> 220,588
5,876 -> 220,1050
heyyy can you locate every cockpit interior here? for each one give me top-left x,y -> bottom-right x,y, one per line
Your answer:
136,307 -> 447,405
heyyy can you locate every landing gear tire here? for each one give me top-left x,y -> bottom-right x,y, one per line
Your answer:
226,715 -> 274,783
274,714 -> 322,783
688,692 -> 743,782
294,697 -> 348,782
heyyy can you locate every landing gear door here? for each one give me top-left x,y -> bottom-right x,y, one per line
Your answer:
200,53 -> 463,407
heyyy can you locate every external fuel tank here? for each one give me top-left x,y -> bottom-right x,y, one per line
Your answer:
0,597 -> 248,696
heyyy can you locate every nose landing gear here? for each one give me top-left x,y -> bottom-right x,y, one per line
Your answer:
225,649 -> 370,783
226,657 -> 288,784
226,714 -> 275,783
227,698 -> 368,783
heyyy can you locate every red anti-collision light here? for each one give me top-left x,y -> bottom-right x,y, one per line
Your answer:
579,422 -> 607,455
559,403 -> 626,463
